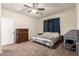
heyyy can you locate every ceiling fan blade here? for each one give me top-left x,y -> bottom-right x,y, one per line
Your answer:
27,10 -> 32,12
33,3 -> 35,9
32,3 -> 38,9
24,4 -> 31,8
38,8 -> 45,10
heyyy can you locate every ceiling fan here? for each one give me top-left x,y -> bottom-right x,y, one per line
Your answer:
24,3 -> 45,14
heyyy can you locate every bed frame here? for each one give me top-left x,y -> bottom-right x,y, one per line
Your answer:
32,32 -> 60,48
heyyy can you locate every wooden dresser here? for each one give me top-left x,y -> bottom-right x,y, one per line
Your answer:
16,29 -> 28,43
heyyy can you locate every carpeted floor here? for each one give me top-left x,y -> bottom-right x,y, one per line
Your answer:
0,41 -> 78,56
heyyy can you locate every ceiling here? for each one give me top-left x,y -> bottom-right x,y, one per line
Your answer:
2,3 -> 75,19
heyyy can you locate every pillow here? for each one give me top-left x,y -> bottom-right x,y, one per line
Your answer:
42,32 -> 59,38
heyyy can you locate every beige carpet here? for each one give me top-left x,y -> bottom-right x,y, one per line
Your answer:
0,41 -> 78,56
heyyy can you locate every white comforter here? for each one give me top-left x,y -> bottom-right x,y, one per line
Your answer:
32,32 -> 59,43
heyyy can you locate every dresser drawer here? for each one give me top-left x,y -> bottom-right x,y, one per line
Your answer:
16,29 -> 28,43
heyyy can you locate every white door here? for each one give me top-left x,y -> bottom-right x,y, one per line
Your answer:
1,18 -> 14,46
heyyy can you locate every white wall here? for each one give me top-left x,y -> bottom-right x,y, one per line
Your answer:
77,4 -> 79,29
38,7 -> 77,35
76,4 -> 79,55
2,8 -> 38,40
0,4 -> 1,42
0,3 -> 2,53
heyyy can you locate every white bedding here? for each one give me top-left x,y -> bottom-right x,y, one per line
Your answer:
32,32 -> 60,47
42,32 -> 59,38
33,32 -> 59,40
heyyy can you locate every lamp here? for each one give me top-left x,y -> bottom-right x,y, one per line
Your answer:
31,9 -> 38,13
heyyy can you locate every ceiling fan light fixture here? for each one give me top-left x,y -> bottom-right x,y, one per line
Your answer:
31,9 -> 38,13
24,3 -> 45,14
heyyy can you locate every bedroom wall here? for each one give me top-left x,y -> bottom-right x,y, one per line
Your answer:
2,8 -> 38,40
77,4 -> 79,29
0,3 -> 2,53
38,7 -> 77,35
76,4 -> 79,55
0,4 -> 1,42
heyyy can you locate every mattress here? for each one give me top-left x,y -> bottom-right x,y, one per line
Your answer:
32,32 -> 59,43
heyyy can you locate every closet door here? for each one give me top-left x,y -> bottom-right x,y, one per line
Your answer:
1,18 -> 14,45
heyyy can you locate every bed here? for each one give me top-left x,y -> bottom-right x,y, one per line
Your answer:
32,18 -> 60,48
32,32 -> 60,48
